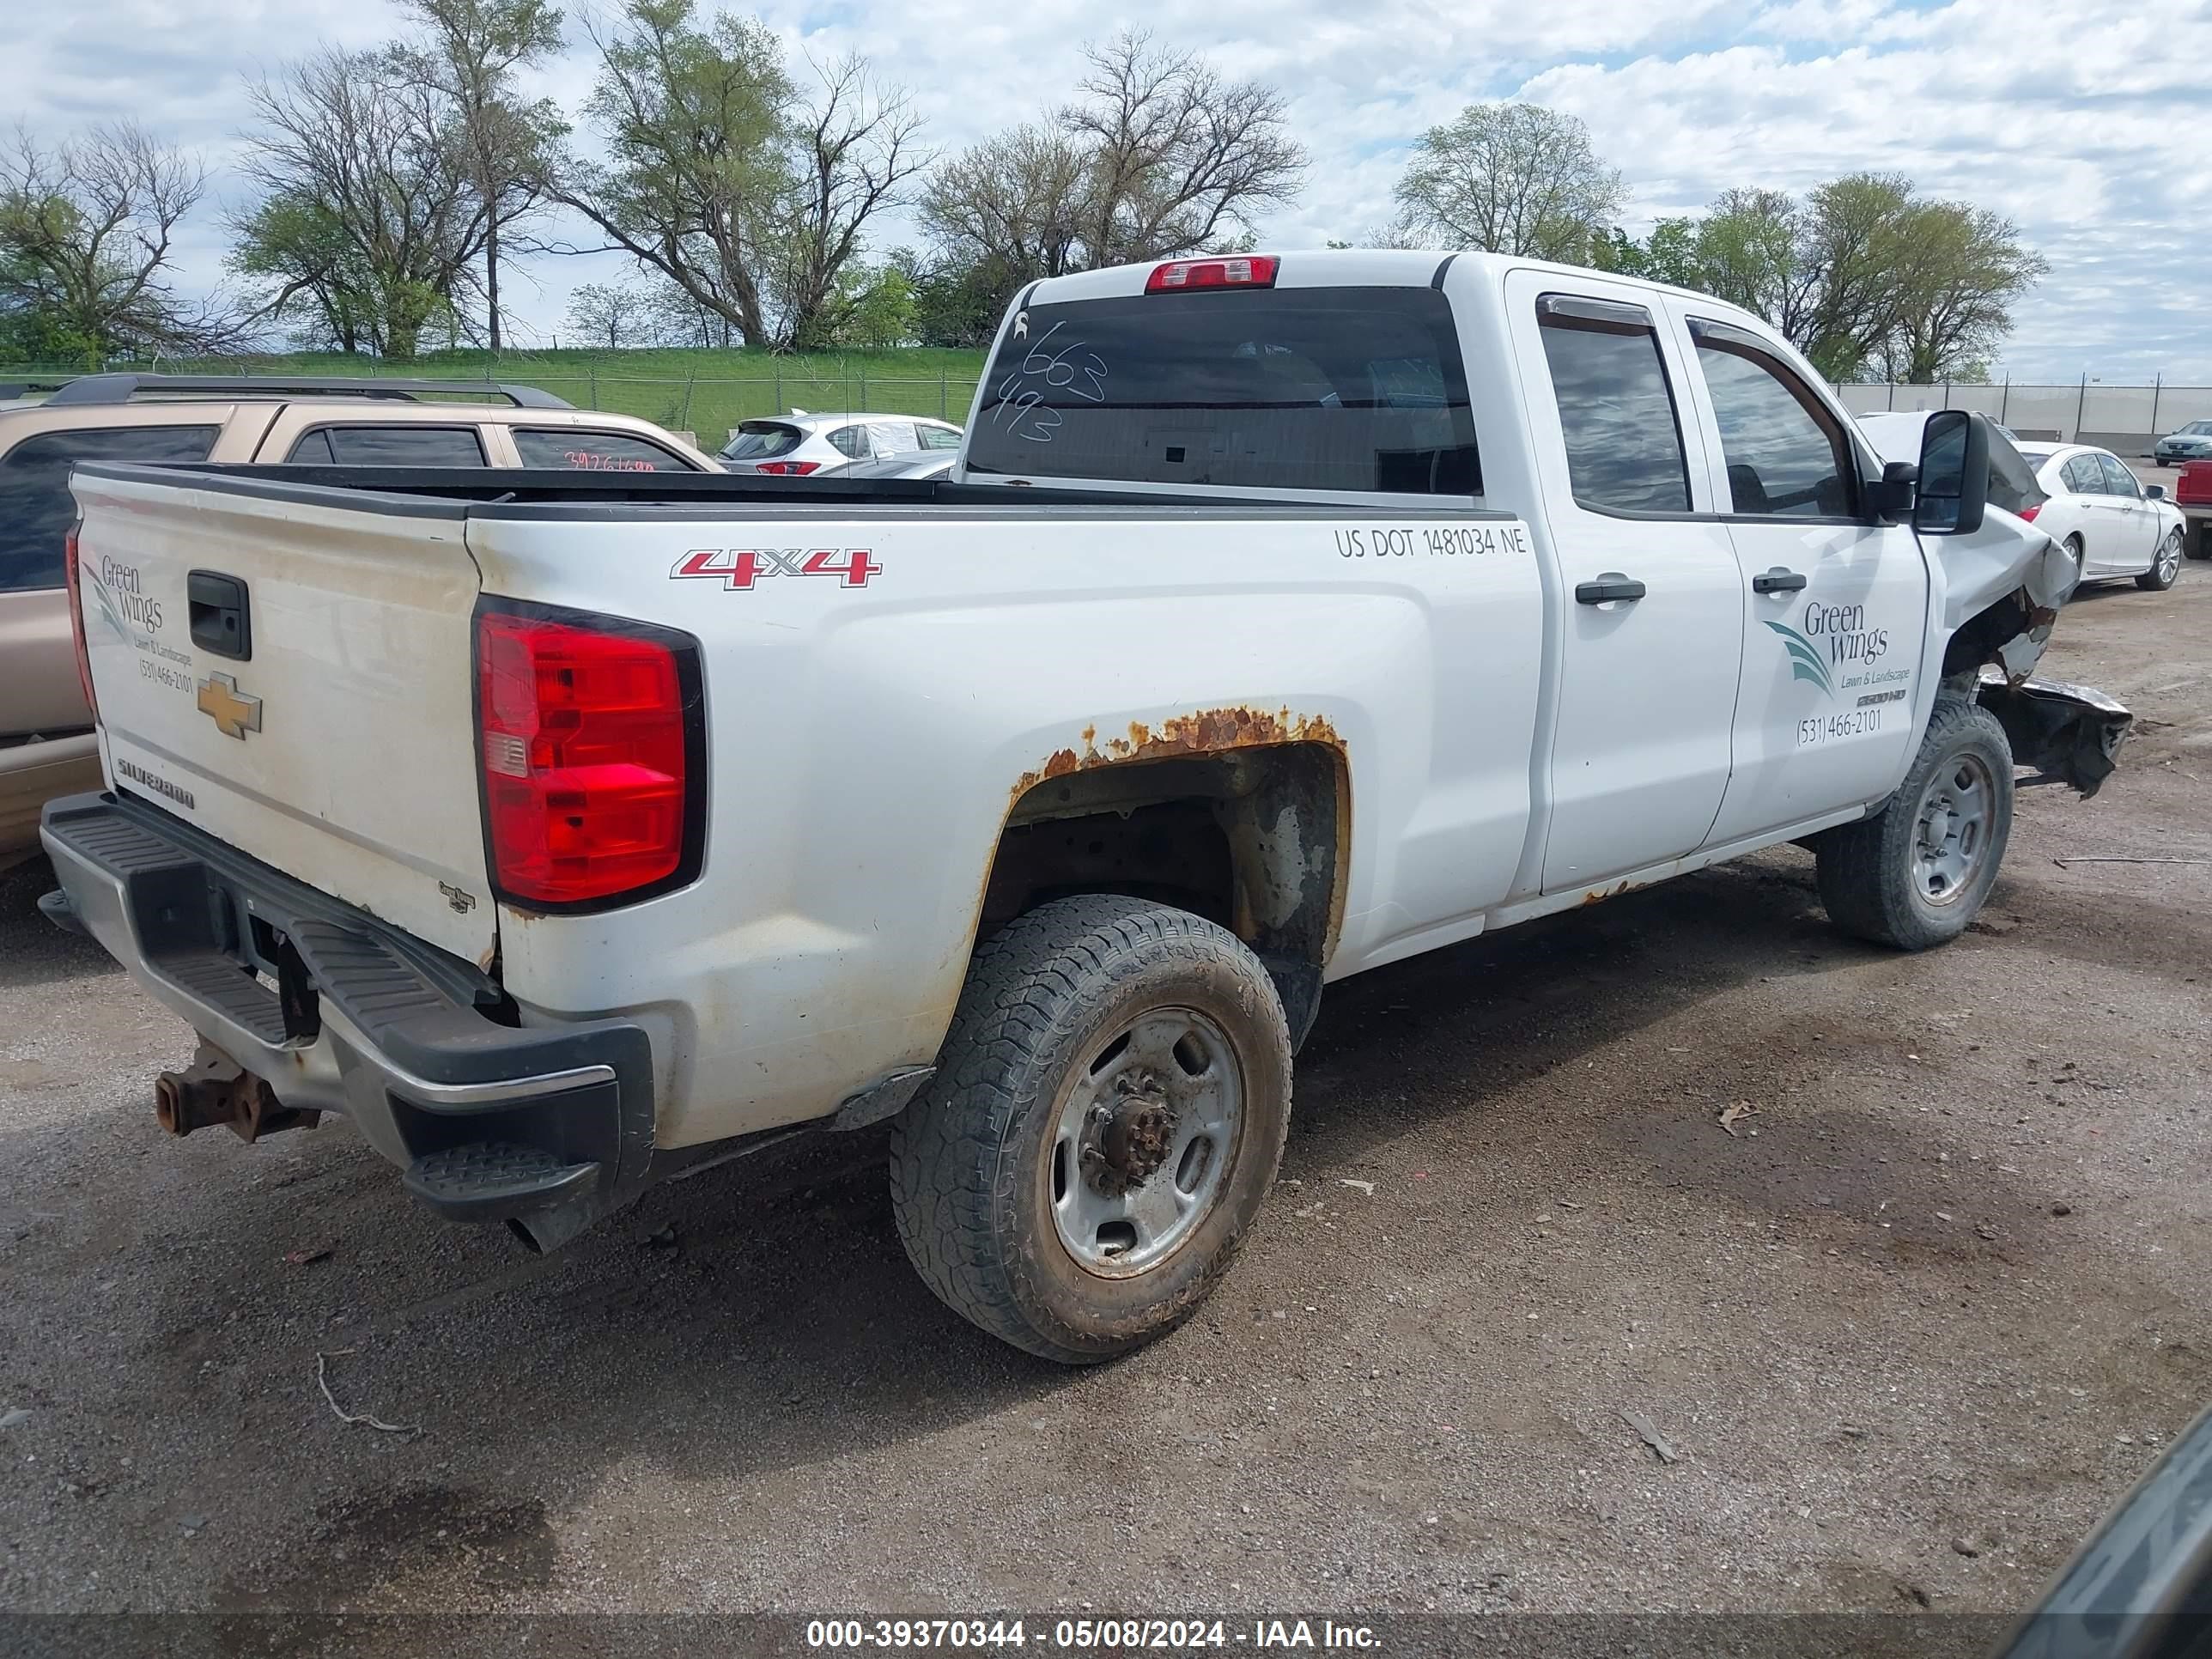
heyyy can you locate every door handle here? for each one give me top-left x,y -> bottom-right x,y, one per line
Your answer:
1575,574 -> 1647,605
1752,568 -> 1808,594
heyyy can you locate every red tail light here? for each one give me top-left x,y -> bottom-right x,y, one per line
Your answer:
754,460 -> 822,476
2018,502 -> 2042,523
475,607 -> 701,908
63,521 -> 98,721
1146,255 -> 1279,294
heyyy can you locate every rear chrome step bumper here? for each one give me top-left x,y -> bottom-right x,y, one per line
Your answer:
40,791 -> 655,1231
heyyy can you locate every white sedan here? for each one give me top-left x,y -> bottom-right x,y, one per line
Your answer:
2014,442 -> 2188,592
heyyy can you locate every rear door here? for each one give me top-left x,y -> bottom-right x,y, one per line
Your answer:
1504,271 -> 1746,892
1672,312 -> 1926,844
70,468 -> 495,961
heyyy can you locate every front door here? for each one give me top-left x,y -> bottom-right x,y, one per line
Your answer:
1504,272 -> 1745,895
2095,451 -> 2157,572
1668,313 -> 1929,847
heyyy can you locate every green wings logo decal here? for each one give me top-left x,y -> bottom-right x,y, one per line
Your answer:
1762,619 -> 1834,697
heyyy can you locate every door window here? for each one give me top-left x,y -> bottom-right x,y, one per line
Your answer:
0,424 -> 220,592
865,420 -> 919,456
1535,295 -> 1691,514
511,429 -> 692,471
828,425 -> 870,459
2096,453 -> 2142,498
1692,322 -> 1857,518
287,425 -> 488,465
2061,454 -> 2104,495
917,423 -> 963,451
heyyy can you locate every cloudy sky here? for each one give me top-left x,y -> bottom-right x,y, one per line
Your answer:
10,0 -> 2211,380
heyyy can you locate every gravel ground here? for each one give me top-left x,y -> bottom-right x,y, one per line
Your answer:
2,562 -> 2208,1635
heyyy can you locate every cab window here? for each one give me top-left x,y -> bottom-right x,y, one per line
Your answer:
0,424 -> 220,592
286,425 -> 487,465
1535,294 -> 1691,514
512,429 -> 691,471
1691,321 -> 1858,518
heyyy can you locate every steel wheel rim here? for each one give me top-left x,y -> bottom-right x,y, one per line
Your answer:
1911,751 -> 1997,907
1047,1006 -> 1244,1279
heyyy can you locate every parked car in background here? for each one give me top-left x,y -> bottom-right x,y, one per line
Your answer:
2014,441 -> 2188,591
2177,460 -> 2212,559
719,411 -> 963,476
0,374 -> 718,862
2154,418 -> 2212,468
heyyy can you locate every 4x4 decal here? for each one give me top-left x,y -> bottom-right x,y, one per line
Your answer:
672,547 -> 880,591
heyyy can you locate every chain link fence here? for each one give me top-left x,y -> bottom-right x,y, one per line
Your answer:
0,360 -> 987,451
1834,381 -> 2212,455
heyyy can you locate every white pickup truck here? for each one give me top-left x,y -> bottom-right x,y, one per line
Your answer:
42,251 -> 2128,1362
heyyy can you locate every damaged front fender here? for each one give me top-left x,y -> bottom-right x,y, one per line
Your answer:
1976,670 -> 2133,799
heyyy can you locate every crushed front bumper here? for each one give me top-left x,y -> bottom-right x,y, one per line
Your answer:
1977,671 -> 2134,799
40,792 -> 655,1241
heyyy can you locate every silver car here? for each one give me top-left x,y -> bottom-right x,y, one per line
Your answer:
720,411 -> 963,477
2154,419 -> 2212,467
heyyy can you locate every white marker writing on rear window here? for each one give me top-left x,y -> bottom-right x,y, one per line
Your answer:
992,319 -> 1109,443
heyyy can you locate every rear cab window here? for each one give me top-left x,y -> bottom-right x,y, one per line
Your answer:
512,429 -> 693,471
966,284 -> 1480,495
0,423 -> 221,592
286,426 -> 487,466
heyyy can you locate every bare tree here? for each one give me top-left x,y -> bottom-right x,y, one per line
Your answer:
563,278 -> 655,348
0,122 -> 250,363
232,48 -> 489,358
389,0 -> 566,350
545,0 -> 795,347
1390,102 -> 1624,261
767,54 -> 929,350
920,30 -> 1304,300
921,127 -> 1091,281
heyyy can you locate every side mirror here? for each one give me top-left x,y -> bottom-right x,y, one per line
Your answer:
1914,410 -> 1990,536
2147,483 -> 2166,501
1870,459 -> 1918,523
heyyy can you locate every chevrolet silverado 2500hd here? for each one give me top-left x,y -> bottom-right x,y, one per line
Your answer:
41,251 -> 2129,1362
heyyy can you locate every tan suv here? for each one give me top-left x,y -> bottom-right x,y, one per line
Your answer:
0,374 -> 720,864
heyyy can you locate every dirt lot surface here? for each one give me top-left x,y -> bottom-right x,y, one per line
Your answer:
3,566 -> 2209,1640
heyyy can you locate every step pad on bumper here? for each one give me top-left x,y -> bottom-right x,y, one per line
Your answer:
403,1143 -> 600,1220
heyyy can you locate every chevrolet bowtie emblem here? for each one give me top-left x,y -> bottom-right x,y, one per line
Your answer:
196,672 -> 263,740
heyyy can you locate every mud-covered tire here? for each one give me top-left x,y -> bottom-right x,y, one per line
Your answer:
890,894 -> 1292,1364
2138,528 -> 2184,591
1817,696 -> 2013,951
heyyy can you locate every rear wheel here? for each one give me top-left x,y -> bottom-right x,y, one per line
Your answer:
1817,696 -> 2013,951
890,894 -> 1292,1363
2139,528 -> 2184,591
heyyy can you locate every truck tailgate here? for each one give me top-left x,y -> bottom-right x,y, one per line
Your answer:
69,469 -> 495,963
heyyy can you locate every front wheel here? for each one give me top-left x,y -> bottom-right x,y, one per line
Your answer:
890,894 -> 1292,1363
1817,696 -> 2014,951
2139,528 -> 2184,591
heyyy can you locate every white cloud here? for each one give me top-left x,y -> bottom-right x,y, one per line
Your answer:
5,0 -> 2207,379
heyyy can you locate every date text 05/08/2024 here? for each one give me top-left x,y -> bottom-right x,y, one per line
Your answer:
805,1618 -> 1382,1650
